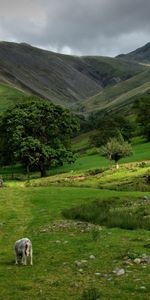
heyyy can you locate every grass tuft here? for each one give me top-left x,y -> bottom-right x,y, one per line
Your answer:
62,197 -> 150,230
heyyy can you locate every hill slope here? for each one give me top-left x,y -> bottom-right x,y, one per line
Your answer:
0,83 -> 27,115
83,69 -> 150,113
0,41 -> 143,111
117,42 -> 150,64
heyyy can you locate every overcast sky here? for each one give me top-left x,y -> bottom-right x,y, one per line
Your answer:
0,0 -> 150,56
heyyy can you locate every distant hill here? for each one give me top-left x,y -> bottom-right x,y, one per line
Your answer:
116,42 -> 150,64
83,69 -> 150,113
0,41 -> 143,112
83,42 -> 150,114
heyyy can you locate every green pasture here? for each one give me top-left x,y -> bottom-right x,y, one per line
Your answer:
0,139 -> 149,181
48,139 -> 150,175
0,104 -> 150,299
1,186 -> 150,300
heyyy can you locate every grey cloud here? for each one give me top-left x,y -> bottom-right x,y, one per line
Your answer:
0,0 -> 150,56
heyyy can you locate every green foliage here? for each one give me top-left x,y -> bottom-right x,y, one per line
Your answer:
90,114 -> 134,147
0,99 -> 79,176
81,287 -> 101,300
62,198 -> 150,230
90,228 -> 101,242
134,94 -> 150,141
101,135 -> 133,167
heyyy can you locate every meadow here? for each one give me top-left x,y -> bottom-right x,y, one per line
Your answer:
0,135 -> 150,299
1,186 -> 150,300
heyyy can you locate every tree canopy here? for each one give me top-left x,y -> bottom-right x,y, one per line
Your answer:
134,94 -> 150,141
90,114 -> 134,147
101,135 -> 133,168
0,99 -> 79,176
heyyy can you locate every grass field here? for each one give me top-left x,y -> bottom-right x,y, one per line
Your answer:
1,186 -> 150,300
49,139 -> 150,175
0,133 -> 150,299
0,139 -> 149,180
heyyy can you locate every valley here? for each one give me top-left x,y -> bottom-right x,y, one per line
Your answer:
0,41 -> 150,300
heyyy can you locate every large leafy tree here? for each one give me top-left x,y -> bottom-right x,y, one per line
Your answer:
134,94 -> 150,141
90,114 -> 134,147
101,135 -> 133,169
0,99 -> 79,177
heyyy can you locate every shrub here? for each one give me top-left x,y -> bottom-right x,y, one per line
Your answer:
62,198 -> 150,230
81,287 -> 101,300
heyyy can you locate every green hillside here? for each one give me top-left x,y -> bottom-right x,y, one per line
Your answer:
0,41 -> 145,113
117,42 -> 150,64
83,69 -> 150,113
0,83 -> 27,114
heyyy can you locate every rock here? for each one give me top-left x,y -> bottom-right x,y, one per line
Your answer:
141,256 -> 150,264
78,268 -> 83,273
63,241 -> 68,244
95,272 -> 101,276
55,240 -> 61,244
134,278 -> 141,281
108,277 -> 113,281
140,286 -> 146,290
123,259 -> 132,265
74,283 -> 80,288
75,260 -> 82,267
89,255 -> 96,260
134,258 -> 141,264
40,229 -> 47,233
143,196 -> 149,201
113,268 -> 125,276
81,259 -> 88,264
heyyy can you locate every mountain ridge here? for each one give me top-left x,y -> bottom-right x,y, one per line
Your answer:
0,41 -> 150,114
0,41 -> 149,114
116,42 -> 150,64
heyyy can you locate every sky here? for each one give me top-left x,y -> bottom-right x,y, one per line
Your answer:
0,0 -> 150,57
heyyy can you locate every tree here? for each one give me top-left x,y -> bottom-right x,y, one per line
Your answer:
90,114 -> 134,147
101,135 -> 133,169
134,94 -> 150,141
0,99 -> 79,177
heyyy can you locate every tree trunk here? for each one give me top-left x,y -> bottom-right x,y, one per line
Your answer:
39,164 -> 47,177
116,161 -> 119,169
26,165 -> 30,179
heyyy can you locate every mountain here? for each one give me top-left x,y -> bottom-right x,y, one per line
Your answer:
83,69 -> 150,113
116,42 -> 150,64
0,41 -> 143,112
82,43 -> 150,114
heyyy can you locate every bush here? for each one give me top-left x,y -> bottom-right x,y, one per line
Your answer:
86,147 -> 100,156
62,198 -> 150,230
81,287 -> 101,300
